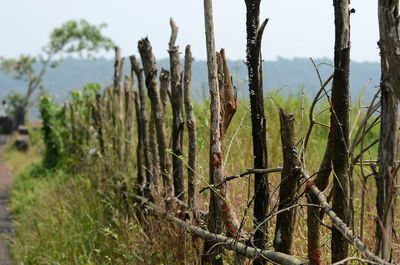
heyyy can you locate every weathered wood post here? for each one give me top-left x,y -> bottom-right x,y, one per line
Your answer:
183,45 -> 197,209
160,68 -> 170,116
130,55 -> 155,197
138,38 -> 173,204
244,1 -> 269,261
202,0 -> 225,263
168,18 -> 185,201
331,0 -> 351,263
274,110 -> 300,254
91,93 -> 105,156
112,47 -> 125,161
124,76 -> 134,165
376,0 -> 399,259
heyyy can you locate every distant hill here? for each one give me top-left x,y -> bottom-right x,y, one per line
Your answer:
0,57 -> 380,103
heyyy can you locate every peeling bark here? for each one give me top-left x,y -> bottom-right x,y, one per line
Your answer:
202,1 -> 225,263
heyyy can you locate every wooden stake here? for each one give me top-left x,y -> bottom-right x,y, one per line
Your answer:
138,38 -> 173,203
168,18 -> 185,201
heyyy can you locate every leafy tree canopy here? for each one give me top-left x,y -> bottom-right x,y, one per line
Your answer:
0,19 -> 115,115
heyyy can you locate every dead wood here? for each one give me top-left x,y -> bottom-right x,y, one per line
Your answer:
183,45 -> 197,209
168,18 -> 185,201
376,11 -> 399,258
378,0 -> 400,101
330,1 -> 351,263
303,169 -> 395,265
138,37 -> 173,203
245,1 -> 269,256
133,194 -> 305,265
160,68 -> 170,115
130,55 -> 155,197
202,0 -> 225,263
274,109 -> 300,254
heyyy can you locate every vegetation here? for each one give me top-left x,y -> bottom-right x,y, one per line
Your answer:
2,1 -> 399,264
4,85 -> 388,264
0,20 -> 114,125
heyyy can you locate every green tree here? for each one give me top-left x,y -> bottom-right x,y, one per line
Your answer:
0,19 -> 114,125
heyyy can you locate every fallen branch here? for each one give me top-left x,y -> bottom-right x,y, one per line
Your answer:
302,168 -> 395,265
133,194 -> 305,265
199,167 -> 282,193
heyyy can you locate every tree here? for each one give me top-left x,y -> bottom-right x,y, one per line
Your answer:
0,19 -> 114,125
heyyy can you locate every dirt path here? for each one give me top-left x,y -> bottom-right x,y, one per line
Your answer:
0,143 -> 12,265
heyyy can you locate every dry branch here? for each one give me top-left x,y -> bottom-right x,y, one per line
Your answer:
330,1 -> 351,262
138,37 -> 172,202
303,169 -> 395,265
168,18 -> 185,201
245,0 -> 269,255
376,16 -> 399,257
130,56 -> 154,196
160,68 -> 170,115
112,47 -> 124,161
124,76 -> 134,165
199,167 -> 283,194
202,0 -> 226,263
378,0 -> 400,101
183,45 -> 197,209
133,91 -> 144,195
92,93 -> 105,155
274,110 -> 300,254
133,194 -> 305,265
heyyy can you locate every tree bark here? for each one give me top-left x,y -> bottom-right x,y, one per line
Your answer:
124,76 -> 134,165
307,126 -> 334,265
274,109 -> 300,255
138,38 -> 173,202
112,47 -> 124,161
202,1 -> 225,264
376,5 -> 399,258
303,169 -> 395,265
378,1 -> 400,101
331,0 -> 351,263
130,55 -> 154,198
133,90 -> 144,195
92,93 -> 105,156
160,68 -> 170,115
169,18 -> 185,201
133,194 -> 305,265
183,45 -> 197,209
244,0 -> 269,258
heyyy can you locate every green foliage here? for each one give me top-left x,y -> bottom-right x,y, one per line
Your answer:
0,55 -> 36,81
48,20 -> 114,57
0,20 -> 114,113
39,95 -> 67,168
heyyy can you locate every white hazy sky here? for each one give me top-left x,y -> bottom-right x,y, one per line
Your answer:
0,0 -> 379,62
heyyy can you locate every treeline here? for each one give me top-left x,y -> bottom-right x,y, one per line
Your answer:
1,57 -> 381,102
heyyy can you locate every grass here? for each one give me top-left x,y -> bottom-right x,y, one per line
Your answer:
4,92 -> 397,264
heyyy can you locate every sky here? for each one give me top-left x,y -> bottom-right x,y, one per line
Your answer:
0,0 -> 379,62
